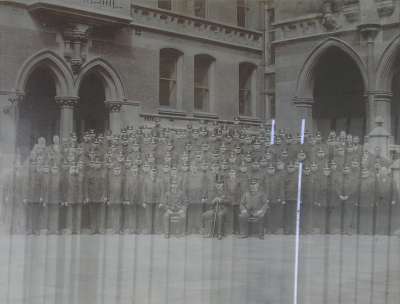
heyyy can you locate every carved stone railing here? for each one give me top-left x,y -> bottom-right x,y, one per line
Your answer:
130,4 -> 263,51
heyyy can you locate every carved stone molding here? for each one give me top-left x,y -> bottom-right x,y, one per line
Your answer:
62,23 -> 91,74
55,96 -> 79,108
342,2 -> 360,22
131,4 -> 262,51
376,0 -> 395,17
106,100 -> 123,112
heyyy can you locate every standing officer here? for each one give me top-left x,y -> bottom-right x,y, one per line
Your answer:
142,167 -> 161,234
282,162 -> 298,234
47,163 -> 61,234
107,165 -> 123,233
358,166 -> 375,235
123,163 -> 140,234
225,168 -> 241,234
264,164 -> 283,234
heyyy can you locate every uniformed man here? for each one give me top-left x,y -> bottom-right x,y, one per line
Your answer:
328,160 -> 342,234
107,165 -> 123,233
47,164 -> 61,234
238,178 -> 268,239
264,164 -> 284,234
358,167 -> 375,235
159,179 -> 187,238
282,162 -> 298,234
202,175 -> 229,239
314,165 -> 331,234
123,163 -> 140,234
89,159 -> 107,234
337,165 -> 357,235
376,166 -> 394,235
300,166 -> 314,234
38,162 -> 51,234
65,164 -> 83,234
225,168 -> 241,234
142,167 -> 161,234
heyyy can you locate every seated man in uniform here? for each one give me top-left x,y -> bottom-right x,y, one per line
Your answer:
159,179 -> 187,238
239,178 -> 269,239
202,175 -> 229,239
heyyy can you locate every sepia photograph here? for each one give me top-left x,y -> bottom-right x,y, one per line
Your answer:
0,0 -> 399,303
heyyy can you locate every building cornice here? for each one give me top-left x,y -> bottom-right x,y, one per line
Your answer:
130,4 -> 263,52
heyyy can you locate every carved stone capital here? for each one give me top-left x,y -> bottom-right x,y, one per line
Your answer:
55,96 -> 79,108
370,90 -> 393,102
8,93 -> 24,105
358,23 -> 381,42
3,93 -> 24,114
106,100 -> 123,113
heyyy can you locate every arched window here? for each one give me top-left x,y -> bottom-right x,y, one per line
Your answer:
76,73 -> 108,136
239,62 -> 256,116
194,54 -> 214,112
313,47 -> 366,138
159,48 -> 183,108
18,67 -> 59,157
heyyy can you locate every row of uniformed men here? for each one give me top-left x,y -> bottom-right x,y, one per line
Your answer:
4,155 -> 400,237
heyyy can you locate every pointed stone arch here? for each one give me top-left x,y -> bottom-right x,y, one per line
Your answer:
75,58 -> 126,101
376,33 -> 400,92
15,49 -> 74,97
294,37 -> 368,100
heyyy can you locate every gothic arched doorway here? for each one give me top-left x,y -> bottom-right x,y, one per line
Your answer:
313,47 -> 366,139
17,67 -> 59,157
75,73 -> 108,136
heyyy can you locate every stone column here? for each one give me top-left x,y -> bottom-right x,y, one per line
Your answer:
358,23 -> 381,132
106,100 -> 123,134
373,91 -> 392,133
367,116 -> 391,159
293,97 -> 313,132
56,96 -> 78,140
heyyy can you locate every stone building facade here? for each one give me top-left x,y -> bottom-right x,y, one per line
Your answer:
3,0 -> 400,160
268,0 -> 400,154
0,0 -> 264,159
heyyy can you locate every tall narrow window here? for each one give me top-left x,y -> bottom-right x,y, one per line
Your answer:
158,0 -> 171,10
194,54 -> 214,112
159,48 -> 182,108
194,0 -> 206,18
237,0 -> 247,27
239,62 -> 256,116
267,8 -> 276,65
